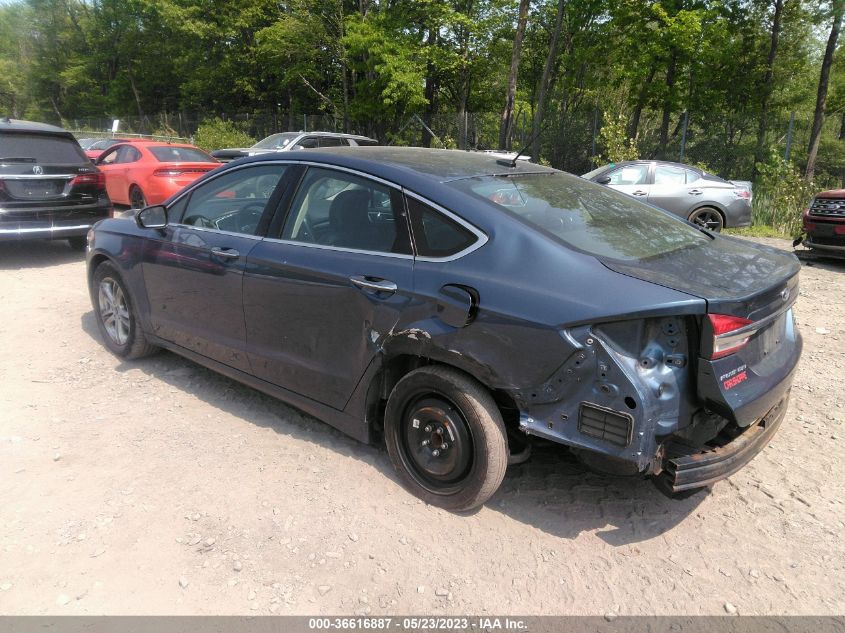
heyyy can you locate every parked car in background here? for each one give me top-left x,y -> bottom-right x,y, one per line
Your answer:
84,138 -> 131,161
211,131 -> 379,162
799,188 -> 845,259
95,141 -> 219,208
583,160 -> 752,231
76,137 -> 101,150
0,117 -> 111,250
86,147 -> 801,510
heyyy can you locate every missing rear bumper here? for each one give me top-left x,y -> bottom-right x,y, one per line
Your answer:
654,393 -> 789,495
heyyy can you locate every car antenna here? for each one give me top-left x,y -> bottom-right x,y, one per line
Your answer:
496,124 -> 545,167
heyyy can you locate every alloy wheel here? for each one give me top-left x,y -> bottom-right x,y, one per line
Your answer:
98,277 -> 130,346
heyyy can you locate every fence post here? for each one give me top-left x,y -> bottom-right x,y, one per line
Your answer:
784,111 -> 795,161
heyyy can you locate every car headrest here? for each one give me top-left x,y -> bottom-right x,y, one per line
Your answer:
329,189 -> 371,232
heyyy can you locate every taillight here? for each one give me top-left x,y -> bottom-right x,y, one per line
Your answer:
733,189 -> 751,199
708,313 -> 756,359
70,171 -> 106,190
154,168 -> 184,177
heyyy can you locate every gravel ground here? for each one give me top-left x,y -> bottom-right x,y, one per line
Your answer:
0,236 -> 843,615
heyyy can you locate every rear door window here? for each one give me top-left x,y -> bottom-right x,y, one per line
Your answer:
318,137 -> 346,147
281,167 -> 411,254
0,133 -> 88,164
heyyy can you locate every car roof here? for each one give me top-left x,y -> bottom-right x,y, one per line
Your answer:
236,146 -> 556,184
0,117 -> 72,136
111,140 -> 201,150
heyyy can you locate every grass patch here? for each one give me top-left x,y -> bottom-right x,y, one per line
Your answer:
724,225 -> 795,239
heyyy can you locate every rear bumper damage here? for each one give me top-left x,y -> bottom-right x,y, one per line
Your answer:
654,393 -> 788,493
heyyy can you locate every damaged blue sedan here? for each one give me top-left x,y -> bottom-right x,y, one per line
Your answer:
86,147 -> 802,510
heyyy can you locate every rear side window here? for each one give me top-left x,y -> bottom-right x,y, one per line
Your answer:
407,197 -> 478,258
149,146 -> 216,163
281,167 -> 411,254
318,137 -> 346,147
654,165 -> 698,185
450,173 -> 709,262
0,133 -> 88,164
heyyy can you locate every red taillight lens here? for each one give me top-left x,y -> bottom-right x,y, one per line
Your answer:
708,313 -> 755,359
153,168 -> 183,177
70,171 -> 106,190
734,189 -> 751,199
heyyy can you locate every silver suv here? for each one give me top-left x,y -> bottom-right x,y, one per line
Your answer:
211,131 -> 378,163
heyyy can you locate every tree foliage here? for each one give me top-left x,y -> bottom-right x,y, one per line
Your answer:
0,0 -> 843,188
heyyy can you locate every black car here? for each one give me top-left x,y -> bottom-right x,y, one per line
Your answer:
1,118 -> 111,249
86,148 -> 802,510
211,131 -> 379,163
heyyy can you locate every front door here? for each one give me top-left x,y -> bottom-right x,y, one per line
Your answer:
604,162 -> 651,200
141,163 -> 290,371
243,166 -> 414,410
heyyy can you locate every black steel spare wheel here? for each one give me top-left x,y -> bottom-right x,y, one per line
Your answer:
385,366 -> 508,511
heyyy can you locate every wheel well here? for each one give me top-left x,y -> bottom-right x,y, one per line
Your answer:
690,205 -> 725,224
366,354 -> 521,441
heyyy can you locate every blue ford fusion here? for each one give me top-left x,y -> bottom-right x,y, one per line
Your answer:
86,147 -> 802,510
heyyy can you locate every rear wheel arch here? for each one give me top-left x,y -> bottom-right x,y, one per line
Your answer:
365,354 -> 520,440
689,205 -> 726,231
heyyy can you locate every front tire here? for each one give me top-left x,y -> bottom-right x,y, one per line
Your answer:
91,262 -> 158,359
384,366 -> 508,511
67,236 -> 87,251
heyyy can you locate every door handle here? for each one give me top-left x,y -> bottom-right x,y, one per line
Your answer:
210,246 -> 240,259
632,190 -> 648,196
350,276 -> 398,295
688,189 -> 703,195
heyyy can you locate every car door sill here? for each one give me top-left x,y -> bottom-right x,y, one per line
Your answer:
147,334 -> 371,444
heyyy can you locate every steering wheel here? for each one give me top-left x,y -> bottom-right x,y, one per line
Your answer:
237,202 -> 268,234
185,215 -> 216,229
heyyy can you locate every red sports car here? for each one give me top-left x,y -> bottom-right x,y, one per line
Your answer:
95,141 -> 220,208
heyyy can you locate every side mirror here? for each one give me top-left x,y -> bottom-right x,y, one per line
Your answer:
136,205 -> 167,229
596,175 -> 612,185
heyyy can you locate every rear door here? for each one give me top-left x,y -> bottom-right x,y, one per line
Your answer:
243,166 -> 414,409
141,163 -> 290,371
647,164 -> 700,218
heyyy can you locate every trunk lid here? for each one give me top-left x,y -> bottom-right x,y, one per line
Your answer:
602,233 -> 799,319
603,234 -> 802,426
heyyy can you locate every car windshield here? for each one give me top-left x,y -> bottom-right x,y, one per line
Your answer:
450,172 -> 710,262
0,133 -> 89,164
252,133 -> 299,150
149,146 -> 216,163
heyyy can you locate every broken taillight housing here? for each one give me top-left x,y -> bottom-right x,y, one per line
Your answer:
708,314 -> 755,359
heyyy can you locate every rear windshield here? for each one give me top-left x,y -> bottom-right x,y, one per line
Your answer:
0,132 -> 88,164
449,172 -> 710,262
149,146 -> 216,163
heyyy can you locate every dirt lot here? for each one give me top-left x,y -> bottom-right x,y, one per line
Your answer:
0,236 -> 843,616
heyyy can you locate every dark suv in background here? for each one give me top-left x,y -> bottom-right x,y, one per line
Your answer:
1,118 -> 112,250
